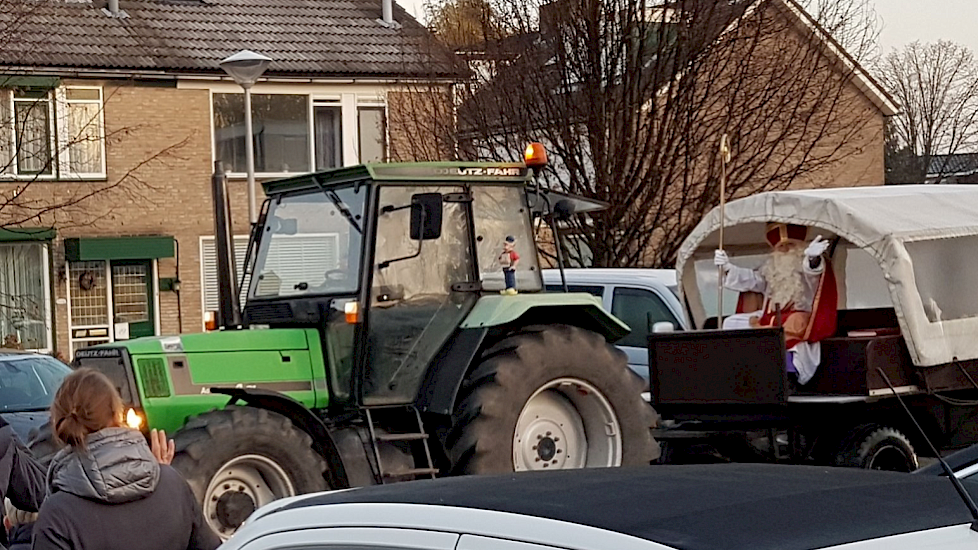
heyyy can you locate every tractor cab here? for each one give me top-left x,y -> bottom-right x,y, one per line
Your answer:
239,163 -> 588,407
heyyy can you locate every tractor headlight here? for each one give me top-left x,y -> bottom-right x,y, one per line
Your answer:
126,408 -> 145,430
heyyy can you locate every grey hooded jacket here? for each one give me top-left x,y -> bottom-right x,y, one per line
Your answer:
32,428 -> 220,550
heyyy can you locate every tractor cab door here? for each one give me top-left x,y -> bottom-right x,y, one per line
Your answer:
362,185 -> 477,405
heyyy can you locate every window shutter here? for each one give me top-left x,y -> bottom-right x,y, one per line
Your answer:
201,236 -> 250,314
262,234 -> 338,291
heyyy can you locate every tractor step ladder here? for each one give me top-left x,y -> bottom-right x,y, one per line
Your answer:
364,406 -> 438,484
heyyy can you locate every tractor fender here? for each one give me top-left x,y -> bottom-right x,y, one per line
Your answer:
459,294 -> 630,342
213,388 -> 350,488
416,328 -> 488,416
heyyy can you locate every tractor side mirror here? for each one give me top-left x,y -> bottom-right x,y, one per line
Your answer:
552,198 -> 576,221
410,193 -> 443,240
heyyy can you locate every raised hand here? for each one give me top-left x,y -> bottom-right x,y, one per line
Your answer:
714,249 -> 729,267
150,428 -> 175,465
805,235 -> 829,258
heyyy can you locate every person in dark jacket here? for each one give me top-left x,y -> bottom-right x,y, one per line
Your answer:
0,418 -> 44,517
3,498 -> 36,550
31,368 -> 220,550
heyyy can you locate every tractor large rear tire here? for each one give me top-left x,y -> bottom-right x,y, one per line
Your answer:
448,324 -> 658,474
172,407 -> 328,539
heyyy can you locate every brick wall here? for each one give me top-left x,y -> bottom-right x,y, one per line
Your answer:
44,80 -> 213,352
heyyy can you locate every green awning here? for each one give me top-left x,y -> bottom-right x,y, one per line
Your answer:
0,227 -> 56,242
64,236 -> 175,261
0,76 -> 60,89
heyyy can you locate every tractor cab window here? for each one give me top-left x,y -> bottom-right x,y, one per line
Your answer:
251,186 -> 365,299
471,186 -> 542,292
365,185 -> 477,405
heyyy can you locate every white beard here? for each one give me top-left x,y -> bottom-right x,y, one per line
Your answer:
760,246 -> 806,308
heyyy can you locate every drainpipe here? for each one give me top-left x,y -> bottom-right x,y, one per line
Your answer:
378,0 -> 399,28
211,161 -> 242,330
103,0 -> 128,18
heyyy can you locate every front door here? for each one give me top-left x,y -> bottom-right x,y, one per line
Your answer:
110,260 -> 155,340
363,185 -> 477,405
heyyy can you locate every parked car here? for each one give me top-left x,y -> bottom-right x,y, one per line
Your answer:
223,463 -> 978,550
917,444 -> 978,480
0,350 -> 72,442
542,268 -> 685,380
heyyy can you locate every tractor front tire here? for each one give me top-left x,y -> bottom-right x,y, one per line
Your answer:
448,324 -> 658,474
172,406 -> 328,539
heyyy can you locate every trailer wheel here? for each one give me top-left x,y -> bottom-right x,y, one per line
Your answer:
448,324 -> 658,474
835,424 -> 918,472
172,407 -> 328,539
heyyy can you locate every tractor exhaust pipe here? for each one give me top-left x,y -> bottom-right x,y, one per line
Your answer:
211,160 -> 242,329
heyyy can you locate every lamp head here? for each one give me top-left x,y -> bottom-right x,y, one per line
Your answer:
220,50 -> 272,88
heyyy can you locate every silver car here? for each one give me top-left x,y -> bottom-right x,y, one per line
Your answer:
220,463 -> 978,550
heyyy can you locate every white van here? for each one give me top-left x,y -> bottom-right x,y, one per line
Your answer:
541,268 -> 686,381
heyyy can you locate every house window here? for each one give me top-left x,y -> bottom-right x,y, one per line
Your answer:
213,93 -> 311,174
358,106 -> 386,163
212,92 -> 387,175
199,236 -> 251,322
63,87 -> 105,176
13,89 -> 53,175
0,86 -> 105,178
0,242 -> 52,352
314,104 -> 343,170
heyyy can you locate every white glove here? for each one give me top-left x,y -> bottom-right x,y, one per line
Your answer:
714,249 -> 729,267
805,235 -> 829,258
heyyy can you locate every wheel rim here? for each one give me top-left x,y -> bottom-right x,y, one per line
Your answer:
204,454 -> 296,538
513,377 -> 622,471
867,445 -> 914,472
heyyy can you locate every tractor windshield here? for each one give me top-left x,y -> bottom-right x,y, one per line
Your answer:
250,186 -> 366,299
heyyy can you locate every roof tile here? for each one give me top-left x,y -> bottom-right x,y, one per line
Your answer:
0,0 -> 463,78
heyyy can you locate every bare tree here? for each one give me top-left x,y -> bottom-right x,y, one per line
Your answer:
427,0 -> 505,50
876,40 -> 978,184
402,0 -> 883,267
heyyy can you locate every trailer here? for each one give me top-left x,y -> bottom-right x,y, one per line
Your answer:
651,185 -> 978,471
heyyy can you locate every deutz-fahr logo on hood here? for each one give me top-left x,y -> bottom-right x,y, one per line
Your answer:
453,167 -> 524,177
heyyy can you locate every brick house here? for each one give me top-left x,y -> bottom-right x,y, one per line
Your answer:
0,0 -> 459,356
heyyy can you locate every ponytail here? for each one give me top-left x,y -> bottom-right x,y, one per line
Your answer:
50,368 -> 125,451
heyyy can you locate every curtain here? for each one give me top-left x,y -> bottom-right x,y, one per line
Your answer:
0,243 -> 48,350
14,99 -> 51,174
68,102 -> 102,174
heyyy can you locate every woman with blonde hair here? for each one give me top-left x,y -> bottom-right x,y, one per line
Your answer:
32,368 -> 219,550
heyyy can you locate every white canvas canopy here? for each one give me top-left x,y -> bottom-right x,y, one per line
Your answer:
677,185 -> 978,367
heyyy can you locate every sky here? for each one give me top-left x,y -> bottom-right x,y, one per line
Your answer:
874,0 -> 978,55
396,0 -> 978,56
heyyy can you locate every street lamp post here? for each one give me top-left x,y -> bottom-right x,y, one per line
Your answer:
220,50 -> 272,225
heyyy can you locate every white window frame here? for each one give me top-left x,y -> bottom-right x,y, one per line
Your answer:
56,86 -> 107,179
4,88 -> 57,179
0,242 -> 53,353
356,100 -> 388,163
0,86 -> 106,180
312,98 -> 344,171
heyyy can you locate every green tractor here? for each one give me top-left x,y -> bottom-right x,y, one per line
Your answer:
58,153 -> 658,538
